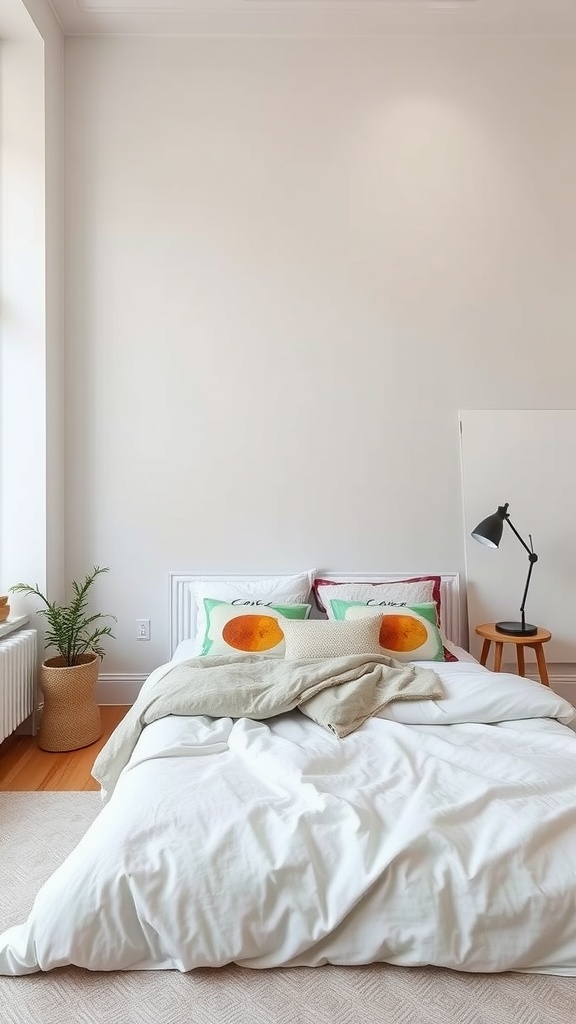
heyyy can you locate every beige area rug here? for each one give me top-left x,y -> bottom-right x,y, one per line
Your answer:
0,793 -> 574,1024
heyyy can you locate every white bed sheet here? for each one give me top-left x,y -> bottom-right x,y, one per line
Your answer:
1,651 -> 576,977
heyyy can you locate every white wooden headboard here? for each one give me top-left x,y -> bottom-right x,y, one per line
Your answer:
169,572 -> 462,657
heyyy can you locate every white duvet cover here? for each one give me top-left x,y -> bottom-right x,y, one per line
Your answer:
2,653 -> 576,976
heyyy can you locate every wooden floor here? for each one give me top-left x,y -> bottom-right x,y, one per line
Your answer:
0,707 -> 129,791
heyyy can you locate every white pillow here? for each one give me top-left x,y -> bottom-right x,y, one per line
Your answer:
282,615 -> 383,660
189,572 -> 314,652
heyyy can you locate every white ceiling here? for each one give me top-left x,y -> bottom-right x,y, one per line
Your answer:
46,0 -> 576,37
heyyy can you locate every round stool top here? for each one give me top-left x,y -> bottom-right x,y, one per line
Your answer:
475,623 -> 551,645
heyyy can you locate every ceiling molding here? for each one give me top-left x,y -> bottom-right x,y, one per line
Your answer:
48,0 -> 576,37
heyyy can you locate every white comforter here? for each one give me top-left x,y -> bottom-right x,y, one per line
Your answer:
2,655 -> 576,976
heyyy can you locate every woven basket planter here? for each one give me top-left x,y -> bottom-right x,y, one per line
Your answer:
39,653 -> 102,752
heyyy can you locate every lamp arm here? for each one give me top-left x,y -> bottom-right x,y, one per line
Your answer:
503,514 -> 538,560
518,558 -> 537,631
503,514 -> 538,630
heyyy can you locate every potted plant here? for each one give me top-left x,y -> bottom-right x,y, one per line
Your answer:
11,566 -> 116,752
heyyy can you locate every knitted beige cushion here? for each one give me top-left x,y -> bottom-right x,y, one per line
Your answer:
282,615 -> 383,659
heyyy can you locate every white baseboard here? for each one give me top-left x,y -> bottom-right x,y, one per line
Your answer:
11,677 -> 148,734
13,665 -> 576,739
533,678 -> 576,706
502,664 -> 576,706
97,674 -> 148,705
95,667 -> 576,708
552,685 -> 576,709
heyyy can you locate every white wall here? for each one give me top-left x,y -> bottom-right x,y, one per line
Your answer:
0,0 -> 64,609
64,35 -> 576,681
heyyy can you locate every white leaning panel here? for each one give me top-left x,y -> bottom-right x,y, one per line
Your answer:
169,571 -> 462,658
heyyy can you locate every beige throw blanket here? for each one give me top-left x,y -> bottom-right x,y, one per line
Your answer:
92,654 -> 443,797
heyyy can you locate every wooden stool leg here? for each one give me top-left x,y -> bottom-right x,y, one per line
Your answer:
480,639 -> 490,667
493,642 -> 504,672
516,645 -> 525,677
533,643 -> 550,687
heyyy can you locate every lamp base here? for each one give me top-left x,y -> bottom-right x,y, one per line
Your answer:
495,620 -> 538,637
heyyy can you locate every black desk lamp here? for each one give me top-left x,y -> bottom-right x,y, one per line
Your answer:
471,502 -> 538,637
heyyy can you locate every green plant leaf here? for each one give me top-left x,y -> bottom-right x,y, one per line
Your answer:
10,566 -> 115,667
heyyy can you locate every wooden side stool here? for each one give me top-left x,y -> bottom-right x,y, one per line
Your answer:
474,623 -> 552,687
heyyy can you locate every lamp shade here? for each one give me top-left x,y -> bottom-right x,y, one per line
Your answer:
471,508 -> 506,548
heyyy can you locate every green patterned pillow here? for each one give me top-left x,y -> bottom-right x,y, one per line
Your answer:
328,600 -> 445,662
201,599 -> 311,656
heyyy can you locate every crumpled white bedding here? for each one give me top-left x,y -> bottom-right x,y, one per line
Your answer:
1,655 -> 576,976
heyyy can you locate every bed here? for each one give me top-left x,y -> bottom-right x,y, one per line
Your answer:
1,571 -> 576,977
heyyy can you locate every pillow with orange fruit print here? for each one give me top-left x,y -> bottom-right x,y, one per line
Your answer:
328,601 -> 445,662
200,599 -> 311,657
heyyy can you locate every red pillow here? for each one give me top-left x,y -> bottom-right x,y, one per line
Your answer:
312,575 -> 458,662
313,575 -> 442,617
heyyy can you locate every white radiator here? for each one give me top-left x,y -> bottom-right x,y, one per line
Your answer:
0,629 -> 37,743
